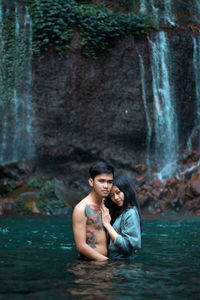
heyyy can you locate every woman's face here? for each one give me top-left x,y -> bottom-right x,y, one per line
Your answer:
110,185 -> 124,207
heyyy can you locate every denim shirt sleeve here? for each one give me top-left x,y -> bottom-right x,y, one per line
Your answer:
113,207 -> 141,254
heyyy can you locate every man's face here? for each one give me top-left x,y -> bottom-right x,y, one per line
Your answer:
89,173 -> 113,198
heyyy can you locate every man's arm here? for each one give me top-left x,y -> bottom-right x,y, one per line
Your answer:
72,205 -> 108,261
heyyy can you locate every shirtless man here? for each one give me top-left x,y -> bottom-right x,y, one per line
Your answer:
72,162 -> 114,261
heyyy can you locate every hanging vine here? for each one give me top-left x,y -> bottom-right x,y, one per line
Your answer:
24,0 -> 153,58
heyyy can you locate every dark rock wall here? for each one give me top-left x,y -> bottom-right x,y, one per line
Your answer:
32,30 -> 196,189
169,31 -> 196,148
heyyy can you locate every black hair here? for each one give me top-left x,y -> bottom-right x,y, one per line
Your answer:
105,173 -> 142,231
89,161 -> 114,179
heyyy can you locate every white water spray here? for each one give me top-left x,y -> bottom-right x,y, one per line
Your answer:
164,0 -> 176,26
139,0 -> 176,26
149,31 -> 178,180
149,0 -> 159,26
187,36 -> 200,150
0,2 -> 34,165
138,53 -> 152,174
194,0 -> 200,23
139,0 -> 147,14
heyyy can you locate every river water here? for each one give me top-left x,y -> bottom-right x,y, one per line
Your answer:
0,215 -> 199,300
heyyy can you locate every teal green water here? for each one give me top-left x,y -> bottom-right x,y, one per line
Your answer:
0,215 -> 199,300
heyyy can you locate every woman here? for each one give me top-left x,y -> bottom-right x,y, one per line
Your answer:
101,174 -> 142,260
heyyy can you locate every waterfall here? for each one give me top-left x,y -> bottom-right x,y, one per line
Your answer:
187,36 -> 200,151
139,0 -> 159,25
149,31 -> 178,180
194,0 -> 200,23
164,0 -> 176,26
139,0 -> 176,26
0,2 -> 34,165
149,0 -> 159,26
138,53 -> 152,175
139,0 -> 147,14
23,6 -> 34,157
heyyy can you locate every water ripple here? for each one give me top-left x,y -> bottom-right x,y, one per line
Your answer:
0,227 -> 9,234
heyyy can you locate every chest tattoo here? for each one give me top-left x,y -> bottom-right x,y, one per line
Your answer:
85,204 -> 104,231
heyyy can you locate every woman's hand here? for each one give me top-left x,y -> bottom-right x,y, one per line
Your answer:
101,205 -> 111,226
101,204 -> 119,241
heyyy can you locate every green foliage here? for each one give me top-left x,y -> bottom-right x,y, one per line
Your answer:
26,0 -> 153,58
0,178 -> 17,194
16,199 -> 32,213
75,4 -> 153,57
0,2 -> 32,109
27,0 -> 74,55
38,179 -> 67,214
0,8 -> 15,108
4,180 -> 16,193
41,180 -> 55,198
27,176 -> 43,188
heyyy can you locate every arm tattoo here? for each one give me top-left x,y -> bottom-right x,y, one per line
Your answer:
85,204 -> 104,230
86,230 -> 97,248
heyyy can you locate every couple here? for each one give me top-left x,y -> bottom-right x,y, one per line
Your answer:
72,162 -> 142,261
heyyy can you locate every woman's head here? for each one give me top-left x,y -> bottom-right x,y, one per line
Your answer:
110,185 -> 125,207
111,174 -> 138,210
105,173 -> 141,223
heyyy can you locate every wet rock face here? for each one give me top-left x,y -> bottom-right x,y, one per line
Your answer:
189,170 -> 200,196
32,35 -> 150,184
32,31 -> 195,187
1,151 -> 200,216
137,151 -> 200,216
170,31 -> 196,147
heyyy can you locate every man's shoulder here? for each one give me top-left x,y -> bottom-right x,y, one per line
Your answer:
73,195 -> 90,213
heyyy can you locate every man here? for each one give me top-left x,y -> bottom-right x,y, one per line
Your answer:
72,162 -> 114,261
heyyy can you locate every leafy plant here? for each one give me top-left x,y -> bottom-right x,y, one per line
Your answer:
27,0 -> 75,55
28,176 -> 43,188
38,180 -> 67,214
0,1 -> 33,108
75,4 -> 153,57
24,0 -> 154,58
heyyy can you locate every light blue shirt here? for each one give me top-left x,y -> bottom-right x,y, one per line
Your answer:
108,207 -> 141,260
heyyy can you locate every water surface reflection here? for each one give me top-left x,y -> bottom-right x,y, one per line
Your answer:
0,215 -> 199,300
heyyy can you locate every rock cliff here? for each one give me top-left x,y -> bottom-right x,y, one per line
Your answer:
32,29 -> 196,189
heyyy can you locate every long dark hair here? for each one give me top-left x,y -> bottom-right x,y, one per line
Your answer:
105,173 -> 142,231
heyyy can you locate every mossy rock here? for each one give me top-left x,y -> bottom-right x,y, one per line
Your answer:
7,186 -> 41,214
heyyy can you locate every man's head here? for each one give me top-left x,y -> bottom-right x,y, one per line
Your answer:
88,162 -> 114,198
89,162 -> 114,180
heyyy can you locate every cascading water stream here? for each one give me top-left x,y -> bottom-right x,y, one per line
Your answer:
139,0 -> 159,25
0,1 -> 9,163
194,0 -> 200,23
139,0 -> 147,14
164,0 -> 176,26
149,31 -> 179,180
139,0 -> 175,26
12,5 -> 20,162
187,36 -> 200,151
0,2 -> 34,165
138,52 -> 152,175
23,6 -> 34,156
149,0 -> 159,26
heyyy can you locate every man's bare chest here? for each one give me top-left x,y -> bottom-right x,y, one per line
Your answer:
85,204 -> 104,231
